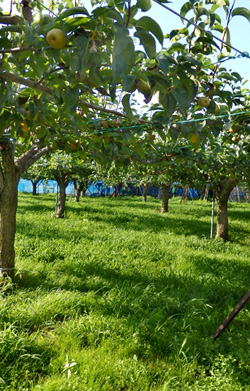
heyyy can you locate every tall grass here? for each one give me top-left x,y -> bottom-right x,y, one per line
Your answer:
1,194 -> 250,390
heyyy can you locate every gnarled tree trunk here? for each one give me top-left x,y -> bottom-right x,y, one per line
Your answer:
213,178 -> 237,241
161,183 -> 170,213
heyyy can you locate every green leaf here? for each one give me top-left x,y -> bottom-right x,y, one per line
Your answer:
135,29 -> 156,58
62,87 -> 79,108
171,85 -> 189,115
70,35 -> 89,73
135,16 -> 163,45
180,122 -> 190,137
156,53 -> 169,74
218,71 -> 234,81
162,92 -> 177,116
122,94 -> 136,120
59,6 -> 89,18
178,72 -> 197,103
122,75 -> 136,91
112,24 -> 135,81
196,36 -> 220,50
89,68 -> 102,87
211,24 -> 224,33
180,2 -> 191,20
136,0 -> 152,12
29,56 -> 45,78
167,43 -> 186,53
93,7 -> 123,25
232,7 -> 250,22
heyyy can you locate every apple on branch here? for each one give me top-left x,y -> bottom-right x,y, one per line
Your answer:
46,28 -> 67,49
197,96 -> 210,108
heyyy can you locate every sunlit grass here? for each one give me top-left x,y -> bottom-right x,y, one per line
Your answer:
1,194 -> 250,390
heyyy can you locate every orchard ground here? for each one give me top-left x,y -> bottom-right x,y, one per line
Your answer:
1,194 -> 250,390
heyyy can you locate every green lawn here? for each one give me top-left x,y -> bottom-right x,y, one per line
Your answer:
1,193 -> 250,390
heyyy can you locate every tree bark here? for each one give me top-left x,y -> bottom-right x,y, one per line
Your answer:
142,184 -> 149,202
161,183 -> 170,213
213,178 -> 237,241
54,173 -> 69,218
0,143 -> 49,276
0,143 -> 19,277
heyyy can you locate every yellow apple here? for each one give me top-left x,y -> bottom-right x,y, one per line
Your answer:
214,103 -> 219,114
197,96 -> 210,108
46,28 -> 67,49
21,121 -> 28,132
101,120 -> 109,129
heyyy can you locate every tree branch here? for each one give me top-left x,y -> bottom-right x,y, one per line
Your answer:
15,145 -> 50,174
0,15 -> 23,24
0,46 -> 43,54
0,70 -> 53,95
0,71 -> 151,124
79,99 -> 149,124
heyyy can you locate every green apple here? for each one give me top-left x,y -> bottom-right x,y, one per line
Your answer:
46,28 -> 67,49
197,96 -> 210,108
136,80 -> 151,97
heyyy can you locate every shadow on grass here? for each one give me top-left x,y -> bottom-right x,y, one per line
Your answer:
15,238 -> 250,388
12,195 -> 250,389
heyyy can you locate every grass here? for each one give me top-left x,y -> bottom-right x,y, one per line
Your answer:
1,193 -> 250,390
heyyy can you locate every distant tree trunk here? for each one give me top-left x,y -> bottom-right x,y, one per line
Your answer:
213,178 -> 237,241
113,183 -> 120,198
142,184 -> 149,202
54,173 -> 69,218
73,179 -> 85,202
32,181 -> 37,195
31,180 -> 41,195
0,143 -> 48,276
161,183 -> 170,213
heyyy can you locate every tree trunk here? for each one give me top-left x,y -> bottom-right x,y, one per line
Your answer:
0,143 -> 48,276
32,180 -> 37,195
214,178 -> 237,241
75,188 -> 81,202
161,183 -> 170,213
0,143 -> 19,277
142,184 -> 149,202
73,179 -> 83,202
54,175 -> 69,218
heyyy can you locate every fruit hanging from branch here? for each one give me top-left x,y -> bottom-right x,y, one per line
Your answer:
46,28 -> 67,49
197,96 -> 210,108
